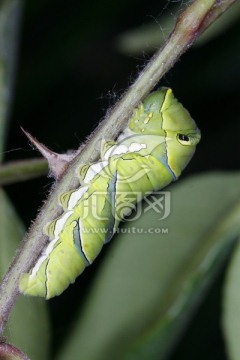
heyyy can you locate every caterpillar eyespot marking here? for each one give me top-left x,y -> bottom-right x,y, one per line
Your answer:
19,87 -> 201,299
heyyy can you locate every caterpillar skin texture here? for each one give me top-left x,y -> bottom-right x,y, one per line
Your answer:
19,88 -> 201,299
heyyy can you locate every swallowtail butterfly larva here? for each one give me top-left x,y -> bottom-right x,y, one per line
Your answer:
19,88 -> 201,298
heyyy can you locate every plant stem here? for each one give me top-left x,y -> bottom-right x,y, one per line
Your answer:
0,159 -> 48,185
0,0 -> 236,334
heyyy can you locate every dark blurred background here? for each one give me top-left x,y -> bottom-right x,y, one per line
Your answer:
3,0 -> 240,358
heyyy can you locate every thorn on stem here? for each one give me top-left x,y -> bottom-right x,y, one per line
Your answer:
21,127 -> 76,180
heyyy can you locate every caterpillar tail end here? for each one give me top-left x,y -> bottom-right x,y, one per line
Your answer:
19,273 -> 48,299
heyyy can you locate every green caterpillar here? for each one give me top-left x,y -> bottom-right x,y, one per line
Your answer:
19,88 -> 201,299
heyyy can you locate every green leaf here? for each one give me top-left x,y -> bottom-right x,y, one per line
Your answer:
0,189 -> 50,360
57,172 -> 240,360
195,0 -> 240,47
0,0 -> 22,162
116,1 -> 240,55
222,238 -> 240,360
116,11 -> 175,55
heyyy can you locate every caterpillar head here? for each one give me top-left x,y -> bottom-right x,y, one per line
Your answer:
128,87 -> 201,177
